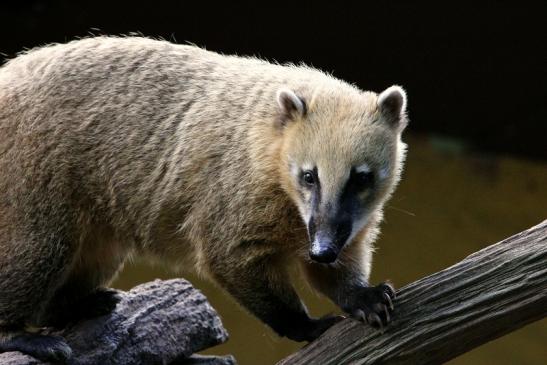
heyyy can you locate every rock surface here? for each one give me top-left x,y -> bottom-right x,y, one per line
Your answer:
0,279 -> 236,365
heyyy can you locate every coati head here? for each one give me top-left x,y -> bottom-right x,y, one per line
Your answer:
277,85 -> 408,264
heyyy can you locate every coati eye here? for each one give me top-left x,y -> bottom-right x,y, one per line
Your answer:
349,170 -> 374,191
356,171 -> 374,188
302,171 -> 315,186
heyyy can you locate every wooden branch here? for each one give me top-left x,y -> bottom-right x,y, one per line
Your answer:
0,279 -> 236,365
279,220 -> 547,365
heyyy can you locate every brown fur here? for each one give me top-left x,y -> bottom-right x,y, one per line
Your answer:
0,36 -> 408,357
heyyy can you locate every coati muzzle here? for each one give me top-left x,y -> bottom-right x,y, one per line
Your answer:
308,215 -> 352,264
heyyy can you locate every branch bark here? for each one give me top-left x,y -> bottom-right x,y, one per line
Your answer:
279,220 -> 547,365
0,279 -> 236,365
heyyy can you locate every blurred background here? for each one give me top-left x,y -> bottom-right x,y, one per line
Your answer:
1,1 -> 545,364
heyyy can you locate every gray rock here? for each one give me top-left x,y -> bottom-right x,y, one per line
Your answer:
0,279 -> 236,365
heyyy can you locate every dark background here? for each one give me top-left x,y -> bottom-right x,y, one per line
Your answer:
1,1 -> 545,161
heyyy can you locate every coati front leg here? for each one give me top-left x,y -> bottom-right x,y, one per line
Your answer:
207,243 -> 341,342
301,243 -> 396,329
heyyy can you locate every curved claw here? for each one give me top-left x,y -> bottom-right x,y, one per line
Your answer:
366,312 -> 383,330
383,305 -> 391,323
382,282 -> 397,299
383,292 -> 394,311
353,309 -> 366,322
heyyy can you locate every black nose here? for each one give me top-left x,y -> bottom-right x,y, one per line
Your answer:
309,246 -> 338,264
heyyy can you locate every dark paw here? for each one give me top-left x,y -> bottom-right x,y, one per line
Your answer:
80,288 -> 121,319
284,314 -> 344,342
0,333 -> 72,363
348,282 -> 396,330
50,288 -> 121,328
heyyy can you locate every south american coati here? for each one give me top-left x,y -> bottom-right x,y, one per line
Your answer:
0,36 -> 408,362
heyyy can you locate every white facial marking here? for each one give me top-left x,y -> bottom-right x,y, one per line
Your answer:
356,163 -> 371,174
301,163 -> 313,172
379,166 -> 390,180
294,202 -> 310,226
291,161 -> 313,226
304,211 -> 311,225
289,160 -> 299,177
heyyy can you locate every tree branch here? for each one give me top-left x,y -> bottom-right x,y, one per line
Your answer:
279,220 -> 547,365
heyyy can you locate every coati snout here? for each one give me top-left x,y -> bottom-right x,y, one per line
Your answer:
303,165 -> 378,264
307,205 -> 353,264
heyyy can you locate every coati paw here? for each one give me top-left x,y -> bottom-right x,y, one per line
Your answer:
80,288 -> 121,319
50,288 -> 121,328
348,282 -> 396,330
284,314 -> 344,342
0,333 -> 72,363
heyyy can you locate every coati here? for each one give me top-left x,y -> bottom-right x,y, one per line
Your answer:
0,37 -> 408,362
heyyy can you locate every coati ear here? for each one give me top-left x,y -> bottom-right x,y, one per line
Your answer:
377,85 -> 408,130
276,88 -> 307,127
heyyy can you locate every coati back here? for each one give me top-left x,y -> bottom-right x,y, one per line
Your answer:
0,37 -> 407,362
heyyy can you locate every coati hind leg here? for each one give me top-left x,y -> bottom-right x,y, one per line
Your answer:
0,227 -> 77,363
40,237 -> 127,329
207,241 -> 342,342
